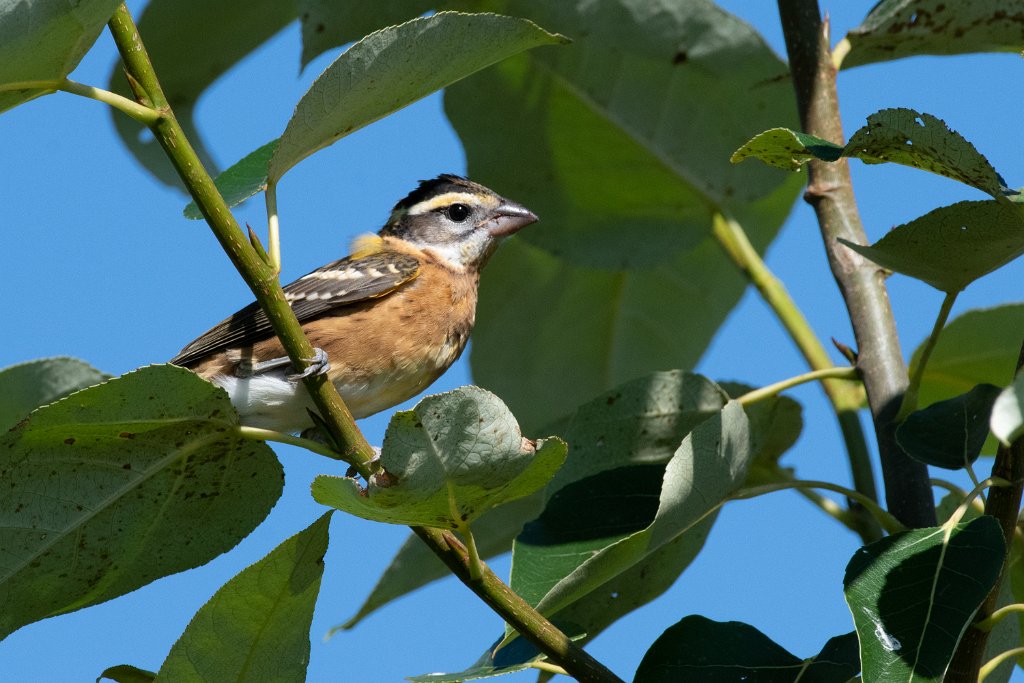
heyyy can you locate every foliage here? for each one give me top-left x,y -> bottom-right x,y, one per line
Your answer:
4,1 -> 1024,681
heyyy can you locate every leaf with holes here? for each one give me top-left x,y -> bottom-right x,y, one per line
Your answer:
311,387 -> 565,528
896,384 -> 1001,469
634,616 -> 860,682
841,1 -> 1024,69
844,516 -> 1004,682
839,200 -> 1024,293
0,365 -> 283,640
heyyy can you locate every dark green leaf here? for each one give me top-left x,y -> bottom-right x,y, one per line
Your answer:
297,0 -> 433,66
268,12 -> 566,183
635,616 -> 860,682
0,357 -> 109,432
156,513 -> 331,682
106,0 -> 295,188
183,139 -> 278,218
97,664 -> 156,683
0,365 -> 283,640
0,0 -> 122,112
896,384 -> 1001,469
844,516 -> 1005,682
312,386 -> 565,528
844,109 -> 1008,198
841,1 -> 1024,70
839,200 -> 1024,293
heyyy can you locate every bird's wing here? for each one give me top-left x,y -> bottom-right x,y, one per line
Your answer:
171,251 -> 421,366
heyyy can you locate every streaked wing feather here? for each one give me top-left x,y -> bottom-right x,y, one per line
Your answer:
171,252 -> 420,366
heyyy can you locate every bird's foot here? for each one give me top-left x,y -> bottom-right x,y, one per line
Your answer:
287,347 -> 331,380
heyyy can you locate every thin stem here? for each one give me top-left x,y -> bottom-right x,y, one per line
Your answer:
930,478 -> 968,498
777,0 -> 935,527
0,79 -> 161,125
462,524 -> 484,582
737,367 -> 859,406
265,182 -> 281,274
106,7 -> 619,681
979,648 -> 1024,683
712,212 -> 880,541
237,426 -> 345,461
731,480 -> 905,535
897,290 -> 957,421
976,604 -> 1024,633
530,661 -> 570,676
946,477 -> 1008,528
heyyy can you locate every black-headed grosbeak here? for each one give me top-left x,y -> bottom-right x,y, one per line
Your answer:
171,174 -> 537,433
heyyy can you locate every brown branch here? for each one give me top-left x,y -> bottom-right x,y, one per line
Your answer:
776,0 -> 935,527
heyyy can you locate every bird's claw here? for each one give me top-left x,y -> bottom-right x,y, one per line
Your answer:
289,347 -> 331,380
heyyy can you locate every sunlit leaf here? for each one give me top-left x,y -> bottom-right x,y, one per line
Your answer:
0,365 -> 282,640
991,372 -> 1024,446
0,0 -> 122,112
731,128 -> 842,170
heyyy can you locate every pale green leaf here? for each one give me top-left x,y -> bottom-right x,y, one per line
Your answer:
844,516 -> 1005,682
840,200 -> 1024,293
635,617 -> 859,682
730,128 -> 842,170
297,0 -> 433,67
0,365 -> 283,640
0,357 -> 109,432
268,11 -> 566,183
156,513 -> 330,683
312,386 -> 565,528
992,373 -> 1024,446
841,1 -> 1024,69
0,0 -> 122,112
107,0 -> 296,187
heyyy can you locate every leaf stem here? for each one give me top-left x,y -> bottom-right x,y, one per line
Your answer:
978,647 -> 1024,682
265,182 -> 282,273
777,0 -> 935,527
731,479 -> 905,535
237,426 -> 345,461
0,79 -> 161,125
975,604 -> 1024,633
531,661 -> 570,676
897,290 -> 958,421
737,367 -> 859,406
712,212 -> 880,542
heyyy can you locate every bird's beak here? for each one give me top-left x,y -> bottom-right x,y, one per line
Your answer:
485,201 -> 538,238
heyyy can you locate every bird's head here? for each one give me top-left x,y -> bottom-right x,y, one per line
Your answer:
379,174 -> 538,270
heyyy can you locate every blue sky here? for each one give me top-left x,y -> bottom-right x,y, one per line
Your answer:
2,1 -> 1023,680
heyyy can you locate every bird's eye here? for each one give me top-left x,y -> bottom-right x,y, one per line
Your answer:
445,203 -> 471,222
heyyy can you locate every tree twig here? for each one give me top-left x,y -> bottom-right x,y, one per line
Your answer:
776,0 -> 935,527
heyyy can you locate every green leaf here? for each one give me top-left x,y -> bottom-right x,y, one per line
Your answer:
844,109 -> 1009,198
183,139 -> 278,219
312,386 -> 565,528
0,357 -> 109,432
107,0 -> 296,188
719,381 -> 803,484
841,1 -> 1024,70
0,365 -> 283,640
839,200 -> 1024,293
992,372 -> 1024,446
634,616 -> 859,682
297,0 -> 433,67
913,304 -> 1024,409
340,370 -> 727,629
156,513 -> 331,682
267,11 -> 566,183
0,0 -> 122,112
518,402 -> 749,623
97,665 -> 157,683
896,384 -> 1002,469
844,516 -> 1005,682
730,128 -> 843,171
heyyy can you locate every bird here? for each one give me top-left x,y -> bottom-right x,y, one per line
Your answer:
171,174 -> 537,434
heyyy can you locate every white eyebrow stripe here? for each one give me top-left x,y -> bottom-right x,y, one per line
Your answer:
406,192 -> 487,215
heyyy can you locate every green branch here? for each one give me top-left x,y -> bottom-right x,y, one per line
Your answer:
105,6 -> 621,681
